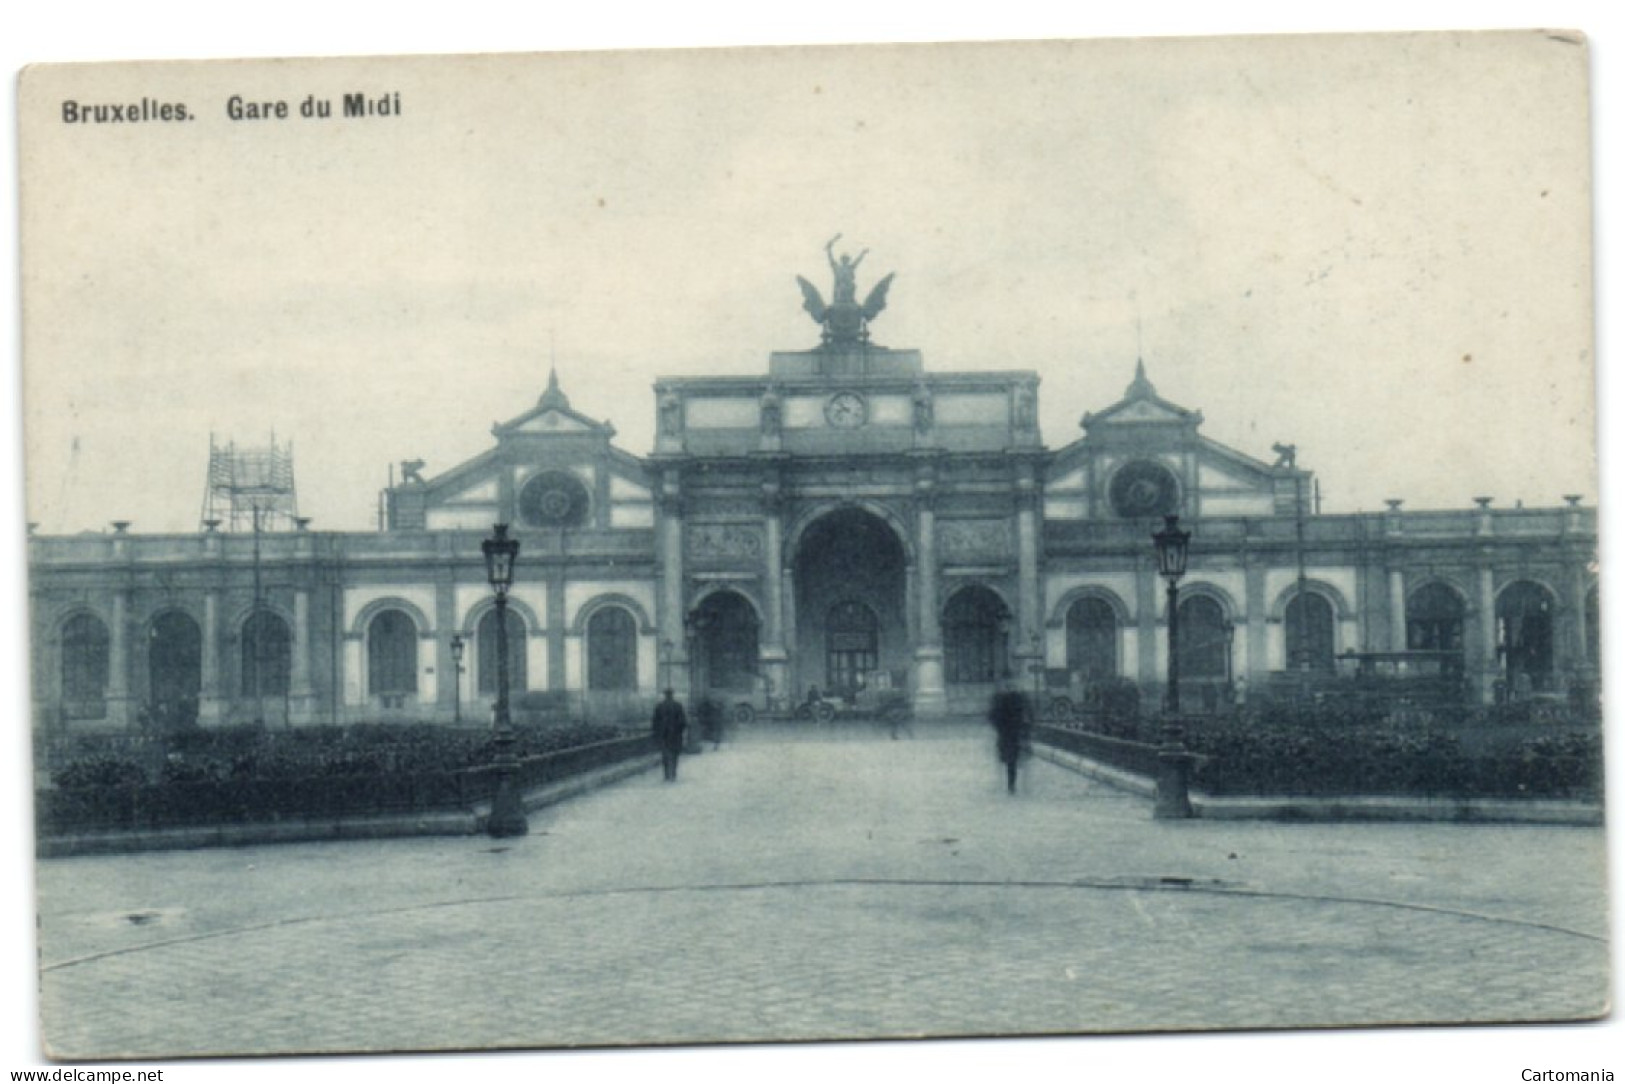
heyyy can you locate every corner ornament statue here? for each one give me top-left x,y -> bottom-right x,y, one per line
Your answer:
796,234 -> 895,347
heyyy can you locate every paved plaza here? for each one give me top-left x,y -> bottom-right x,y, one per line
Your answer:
36,722 -> 1610,1059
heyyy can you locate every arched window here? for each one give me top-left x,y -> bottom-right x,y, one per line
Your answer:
240,610 -> 292,698
149,611 -> 202,727
587,606 -> 638,691
1284,593 -> 1335,671
943,586 -> 1009,685
61,613 -> 110,718
476,608 -> 528,696
1175,595 -> 1228,681
368,610 -> 419,696
826,600 -> 879,698
1498,581 -> 1556,693
1407,583 -> 1465,653
1065,597 -> 1117,681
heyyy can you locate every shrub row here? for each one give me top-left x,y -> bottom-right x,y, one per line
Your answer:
38,724 -> 652,835
1186,727 -> 1602,800
47,721 -> 629,788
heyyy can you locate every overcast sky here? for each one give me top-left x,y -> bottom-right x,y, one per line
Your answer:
20,31 -> 1595,532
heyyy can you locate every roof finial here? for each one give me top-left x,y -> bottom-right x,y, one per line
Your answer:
1127,357 -> 1157,399
538,336 -> 571,411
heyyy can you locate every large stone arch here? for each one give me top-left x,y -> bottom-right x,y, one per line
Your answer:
789,505 -> 911,700
784,498 -> 915,568
687,582 -> 765,626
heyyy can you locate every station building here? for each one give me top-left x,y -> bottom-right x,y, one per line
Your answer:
26,271 -> 1600,733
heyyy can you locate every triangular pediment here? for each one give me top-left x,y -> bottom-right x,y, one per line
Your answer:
492,369 -> 617,440
1080,361 -> 1201,433
1101,398 -> 1188,424
514,409 -> 594,435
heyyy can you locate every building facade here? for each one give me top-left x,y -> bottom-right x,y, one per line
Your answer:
27,277 -> 1601,733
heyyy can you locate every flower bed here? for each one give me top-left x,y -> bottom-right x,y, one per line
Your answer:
37,722 -> 646,835
1045,700 -> 1603,801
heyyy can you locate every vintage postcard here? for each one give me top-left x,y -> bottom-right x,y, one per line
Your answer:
16,32 -> 1608,1064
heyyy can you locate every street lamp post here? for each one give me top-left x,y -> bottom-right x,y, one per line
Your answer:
1151,514 -> 1195,819
1221,618 -> 1236,707
449,633 -> 465,725
481,524 -> 527,838
1153,515 -> 1191,714
659,639 -> 674,692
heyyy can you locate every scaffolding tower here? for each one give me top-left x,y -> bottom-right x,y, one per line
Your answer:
200,433 -> 300,532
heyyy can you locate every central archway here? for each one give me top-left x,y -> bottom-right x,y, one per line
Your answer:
792,507 -> 909,702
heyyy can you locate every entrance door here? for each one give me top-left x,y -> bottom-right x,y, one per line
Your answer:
825,600 -> 878,700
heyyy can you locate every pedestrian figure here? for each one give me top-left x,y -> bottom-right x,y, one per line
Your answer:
652,688 -> 688,782
989,678 -> 1031,794
697,695 -> 723,750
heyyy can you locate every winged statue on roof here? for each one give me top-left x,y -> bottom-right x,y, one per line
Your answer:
795,235 -> 895,346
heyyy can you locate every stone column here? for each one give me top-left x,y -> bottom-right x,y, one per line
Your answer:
1477,560 -> 1499,705
1136,558 -> 1160,693
290,587 -> 315,724
433,572 -> 456,722
781,566 -> 798,700
1568,559 -> 1591,681
107,588 -> 133,729
1015,472 -> 1041,642
759,482 -> 788,701
548,552 -> 568,694
199,589 -> 224,726
912,478 -> 946,715
658,469 -> 689,697
1387,567 -> 1407,653
1243,557 -> 1266,692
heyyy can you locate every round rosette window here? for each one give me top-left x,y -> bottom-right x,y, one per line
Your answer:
1108,460 -> 1180,519
519,471 -> 590,528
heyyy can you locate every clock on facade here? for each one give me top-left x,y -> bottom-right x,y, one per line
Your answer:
1108,459 -> 1180,519
824,391 -> 868,429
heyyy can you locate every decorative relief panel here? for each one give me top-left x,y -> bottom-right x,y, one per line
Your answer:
687,524 -> 765,564
937,519 -> 1013,562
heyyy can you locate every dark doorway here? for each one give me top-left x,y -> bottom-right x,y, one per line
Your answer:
1065,597 -> 1117,681
1498,581 -> 1555,694
793,508 -> 907,701
148,611 -> 202,729
1284,593 -> 1335,672
587,606 -> 639,691
61,613 -> 110,721
476,608 -> 528,696
241,610 -> 292,725
943,585 -> 1010,686
694,590 -> 760,694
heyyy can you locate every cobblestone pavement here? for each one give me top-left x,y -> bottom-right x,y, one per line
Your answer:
36,723 -> 1610,1059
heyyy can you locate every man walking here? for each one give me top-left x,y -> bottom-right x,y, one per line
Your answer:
989,677 -> 1031,794
652,688 -> 688,782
